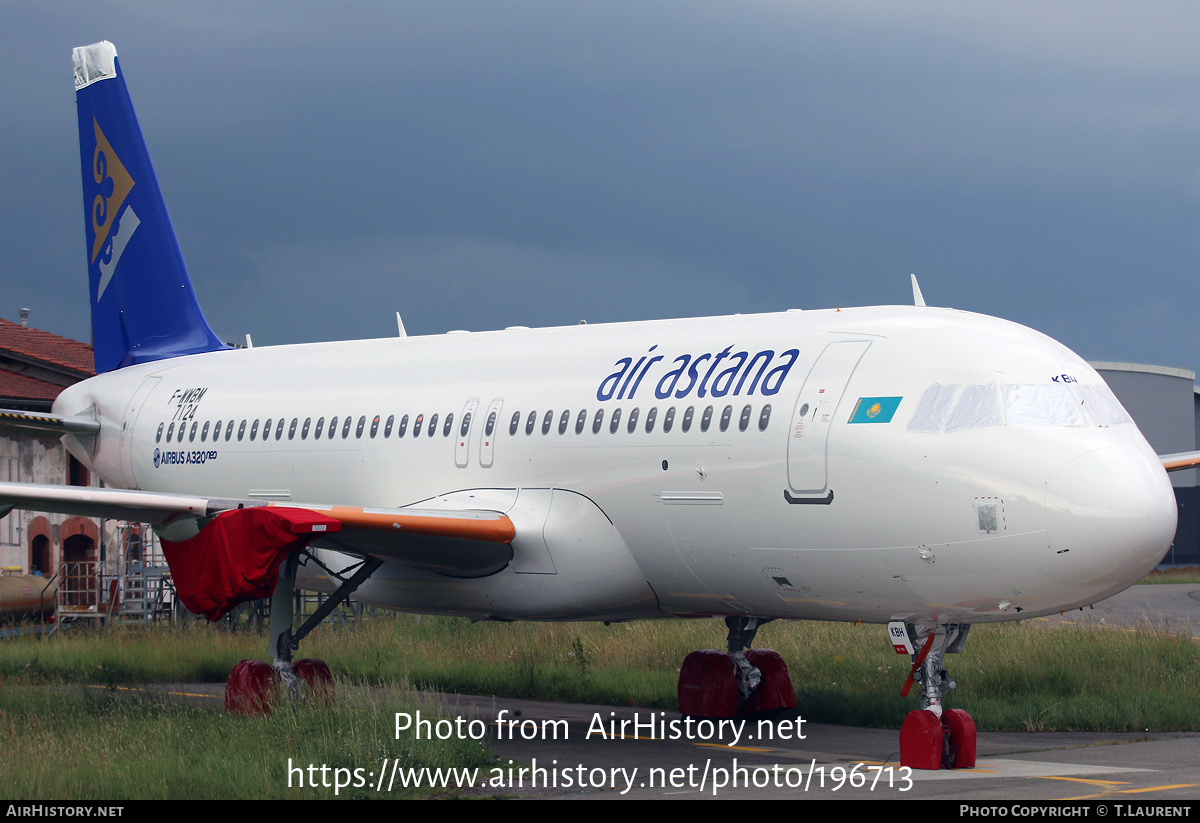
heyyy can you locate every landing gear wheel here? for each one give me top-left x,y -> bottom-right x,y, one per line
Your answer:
742,648 -> 796,716
899,709 -> 944,769
678,649 -> 737,718
677,618 -> 795,719
941,708 -> 976,769
225,659 -> 278,715
899,708 -> 978,769
294,658 -> 335,705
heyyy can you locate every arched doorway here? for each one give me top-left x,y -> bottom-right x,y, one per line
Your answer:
28,516 -> 52,576
30,535 -> 51,576
61,518 -> 99,607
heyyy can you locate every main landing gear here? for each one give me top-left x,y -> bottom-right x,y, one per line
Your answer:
677,616 -> 797,718
225,552 -> 383,715
891,622 -> 976,770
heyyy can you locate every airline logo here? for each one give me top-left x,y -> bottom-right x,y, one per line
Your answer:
88,118 -> 138,301
847,396 -> 902,424
597,345 -> 801,402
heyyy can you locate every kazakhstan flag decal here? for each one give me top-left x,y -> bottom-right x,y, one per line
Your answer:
848,396 -> 902,424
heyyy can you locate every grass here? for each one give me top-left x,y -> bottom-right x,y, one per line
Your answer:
0,674 -> 495,799
2,613 -> 1197,733
1138,567 -> 1200,585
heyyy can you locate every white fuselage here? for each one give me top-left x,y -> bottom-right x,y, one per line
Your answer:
54,305 -> 1177,627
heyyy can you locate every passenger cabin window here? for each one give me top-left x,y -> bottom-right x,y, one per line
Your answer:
369,416 -> 380,438
645,407 -> 657,433
460,413 -> 472,437
190,422 -> 198,442
627,407 -> 640,433
739,405 -> 751,432
427,413 -> 438,437
510,412 -> 521,436
201,421 -> 210,442
384,415 -> 394,437
575,409 -> 587,434
342,416 -> 352,438
289,418 -> 298,440
226,422 -> 234,442
276,418 -> 285,440
413,414 -> 424,436
610,408 -> 622,433
682,406 -> 694,432
302,418 -> 311,439
327,416 -> 337,439
700,406 -> 713,432
592,409 -> 604,434
758,404 -> 771,431
166,422 -> 174,441
541,410 -> 553,435
356,416 -> 366,438
157,423 -> 164,443
263,419 -> 272,440
485,412 -> 496,436
315,417 -> 325,439
720,405 -> 733,432
213,421 -> 222,441
443,413 -> 453,437
238,420 -> 246,441
558,410 -> 570,435
397,414 -> 409,438
663,406 -> 675,433
526,411 -> 536,436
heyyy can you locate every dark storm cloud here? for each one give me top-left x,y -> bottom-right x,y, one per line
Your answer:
4,1 -> 1200,370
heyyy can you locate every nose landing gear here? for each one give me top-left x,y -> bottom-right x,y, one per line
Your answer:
891,622 -> 976,769
678,616 -> 797,718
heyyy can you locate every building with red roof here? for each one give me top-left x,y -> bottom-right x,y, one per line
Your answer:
0,313 -> 94,411
0,313 -> 102,580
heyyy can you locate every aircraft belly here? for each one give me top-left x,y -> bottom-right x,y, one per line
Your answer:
734,530 -> 1056,622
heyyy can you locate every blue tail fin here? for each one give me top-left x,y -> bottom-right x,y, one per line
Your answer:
73,42 -> 227,373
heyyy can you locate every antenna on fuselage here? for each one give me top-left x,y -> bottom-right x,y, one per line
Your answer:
910,274 -> 927,308
244,334 -> 253,349
396,312 -> 408,338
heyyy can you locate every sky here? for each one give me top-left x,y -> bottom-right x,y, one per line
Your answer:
4,2 -> 1200,372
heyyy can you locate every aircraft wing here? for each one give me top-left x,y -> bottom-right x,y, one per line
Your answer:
1160,451 -> 1200,473
0,481 -> 515,576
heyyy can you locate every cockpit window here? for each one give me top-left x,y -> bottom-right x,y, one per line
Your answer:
1002,385 -> 1085,427
944,385 -> 1002,433
907,385 -> 959,433
1077,384 -> 1133,426
908,381 -> 1129,433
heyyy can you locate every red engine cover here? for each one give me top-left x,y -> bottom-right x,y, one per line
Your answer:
160,507 -> 340,621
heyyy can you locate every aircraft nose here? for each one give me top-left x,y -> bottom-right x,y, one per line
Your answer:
1045,447 -> 1176,590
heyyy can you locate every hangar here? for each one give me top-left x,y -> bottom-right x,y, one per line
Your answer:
1091,362 -> 1199,566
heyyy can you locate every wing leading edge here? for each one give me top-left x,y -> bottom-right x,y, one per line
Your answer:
1160,451 -> 1200,473
0,481 -> 515,576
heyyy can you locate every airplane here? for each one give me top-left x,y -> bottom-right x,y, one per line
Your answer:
1,40 -> 1196,769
